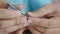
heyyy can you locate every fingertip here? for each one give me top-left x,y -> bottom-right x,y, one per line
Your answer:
26,12 -> 32,17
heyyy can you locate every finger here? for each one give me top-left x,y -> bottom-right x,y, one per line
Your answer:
15,4 -> 23,10
15,28 -> 26,34
28,27 -> 42,34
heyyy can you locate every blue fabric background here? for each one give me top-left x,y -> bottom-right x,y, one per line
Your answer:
28,0 -> 51,11
4,0 -> 51,14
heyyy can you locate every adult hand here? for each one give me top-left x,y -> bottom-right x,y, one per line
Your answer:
26,12 -> 39,18
16,16 -> 32,28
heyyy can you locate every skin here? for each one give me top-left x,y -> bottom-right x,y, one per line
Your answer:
26,1 -> 60,18
27,17 -> 49,34
26,4 -> 55,18
0,1 -> 30,34
0,0 -> 8,9
0,0 -> 23,10
28,26 -> 42,34
27,0 -> 60,34
15,4 -> 23,10
27,17 -> 60,34
15,0 -> 60,34
15,28 -> 26,34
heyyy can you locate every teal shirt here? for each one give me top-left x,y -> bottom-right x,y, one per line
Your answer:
4,0 -> 51,14
28,0 -> 51,11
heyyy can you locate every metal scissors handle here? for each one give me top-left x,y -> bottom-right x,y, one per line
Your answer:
8,3 -> 24,15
